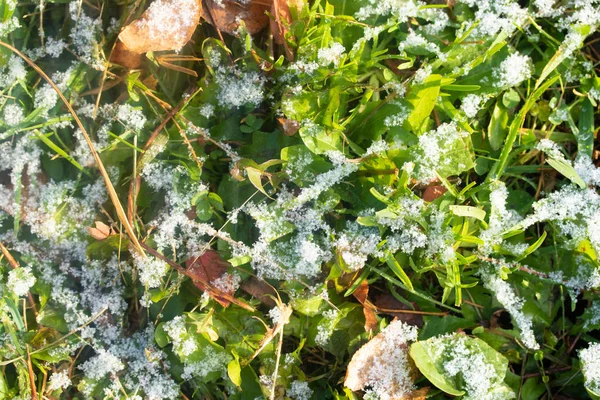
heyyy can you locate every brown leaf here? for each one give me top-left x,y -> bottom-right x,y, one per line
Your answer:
270,0 -> 304,59
186,250 -> 233,307
351,280 -> 378,332
240,276 -> 277,307
87,221 -> 114,240
373,293 -> 424,328
422,185 -> 447,202
277,118 -> 300,136
119,0 -> 203,54
352,279 -> 369,304
110,41 -> 143,69
345,319 -> 421,399
202,0 -> 271,35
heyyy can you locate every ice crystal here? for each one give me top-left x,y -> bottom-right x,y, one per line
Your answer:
494,52 -> 533,88
47,370 -> 71,391
345,320 -> 418,400
580,343 -> 600,394
7,267 -> 36,297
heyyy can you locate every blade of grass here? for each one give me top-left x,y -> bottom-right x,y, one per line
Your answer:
487,75 -> 560,181
33,130 -> 90,175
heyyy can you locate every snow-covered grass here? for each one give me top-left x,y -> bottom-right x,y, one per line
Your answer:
0,0 -> 599,398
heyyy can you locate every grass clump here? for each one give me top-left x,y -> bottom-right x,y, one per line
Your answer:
0,0 -> 600,399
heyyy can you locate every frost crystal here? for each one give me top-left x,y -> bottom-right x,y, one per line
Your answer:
134,254 -> 169,288
117,104 -> 147,131
344,320 -> 419,400
181,346 -> 231,380
47,370 -> 71,391
7,267 -> 36,297
0,55 -> 27,87
481,268 -> 539,350
163,316 -> 197,356
287,380 -> 314,400
461,94 -> 485,118
494,52 -> 532,88
317,42 -> 345,67
134,0 -> 200,50
3,103 -> 24,126
411,122 -> 470,183
216,69 -> 266,108
80,349 -> 124,379
580,343 -> 600,394
315,309 -> 339,346
441,334 -> 515,399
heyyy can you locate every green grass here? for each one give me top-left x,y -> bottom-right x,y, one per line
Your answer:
0,0 -> 600,399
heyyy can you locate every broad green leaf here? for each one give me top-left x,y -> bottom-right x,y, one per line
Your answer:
406,74 -> 441,133
546,158 -> 586,188
577,98 -> 594,159
229,255 -> 252,266
502,89 -> 520,109
442,84 -> 481,92
245,167 -> 270,197
227,357 -> 242,387
410,335 -> 512,398
154,323 -> 170,347
299,124 -> 343,155
488,101 -> 509,151
449,205 -> 486,221
409,341 -> 465,396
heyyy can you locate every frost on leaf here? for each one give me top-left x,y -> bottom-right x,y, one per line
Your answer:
344,319 -> 424,400
118,0 -> 202,54
186,249 -> 236,308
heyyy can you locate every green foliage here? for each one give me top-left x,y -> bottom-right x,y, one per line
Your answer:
0,0 -> 599,399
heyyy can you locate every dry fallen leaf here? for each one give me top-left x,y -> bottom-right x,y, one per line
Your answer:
202,0 -> 271,35
110,41 -> 143,69
270,0 -> 304,59
352,279 -> 378,332
186,250 -> 234,307
345,319 -> 426,400
119,0 -> 203,54
422,185 -> 447,202
277,117 -> 300,136
87,221 -> 114,240
373,292 -> 424,328
240,276 -> 278,307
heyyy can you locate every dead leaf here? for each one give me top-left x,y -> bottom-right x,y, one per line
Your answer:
110,41 -> 143,69
277,118 -> 300,136
270,0 -> 304,60
373,293 -> 424,328
119,0 -> 203,54
202,0 -> 271,35
345,319 -> 424,399
422,185 -> 447,202
351,279 -> 378,332
87,221 -> 114,240
240,276 -> 277,307
186,250 -> 234,307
